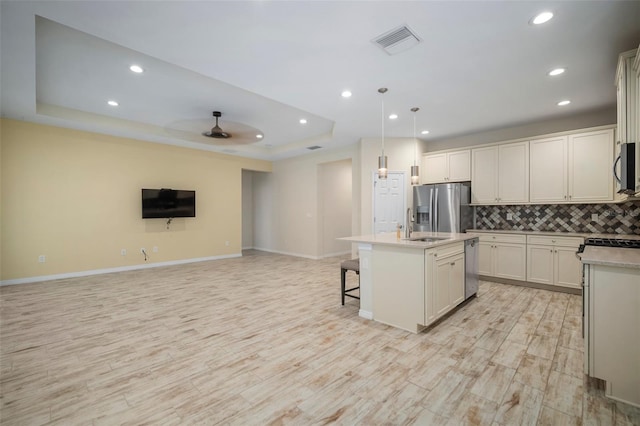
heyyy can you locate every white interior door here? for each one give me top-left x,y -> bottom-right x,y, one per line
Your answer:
373,172 -> 406,234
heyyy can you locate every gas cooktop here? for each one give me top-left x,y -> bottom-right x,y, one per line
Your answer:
584,237 -> 640,249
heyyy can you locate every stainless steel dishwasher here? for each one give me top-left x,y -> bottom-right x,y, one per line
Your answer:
464,238 -> 479,299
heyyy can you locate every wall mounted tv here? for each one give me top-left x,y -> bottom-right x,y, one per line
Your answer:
141,188 -> 196,219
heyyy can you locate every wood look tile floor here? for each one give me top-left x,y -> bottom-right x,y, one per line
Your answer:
1,250 -> 639,425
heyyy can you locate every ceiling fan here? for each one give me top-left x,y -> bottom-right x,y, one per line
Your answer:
164,111 -> 264,146
203,111 -> 231,139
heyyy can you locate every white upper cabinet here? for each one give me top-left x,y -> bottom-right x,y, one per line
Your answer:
530,129 -> 614,203
568,129 -> 614,202
530,136 -> 567,203
617,45 -> 640,195
422,150 -> 470,184
471,142 -> 529,204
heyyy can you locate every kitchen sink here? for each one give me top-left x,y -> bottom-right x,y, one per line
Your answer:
403,236 -> 451,242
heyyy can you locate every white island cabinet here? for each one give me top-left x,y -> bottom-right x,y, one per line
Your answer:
340,232 -> 477,333
581,247 -> 640,408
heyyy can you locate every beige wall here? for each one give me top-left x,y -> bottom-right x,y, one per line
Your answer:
0,119 -> 270,281
252,145 -> 359,259
318,159 -> 352,257
425,107 -> 616,152
360,137 -> 424,236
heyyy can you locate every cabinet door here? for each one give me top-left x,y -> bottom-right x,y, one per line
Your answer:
478,241 -> 493,276
471,147 -> 498,203
554,246 -> 582,288
449,254 -> 465,306
498,142 -> 529,203
448,150 -> 471,182
530,136 -> 567,203
424,251 -> 436,326
424,153 -> 448,183
527,245 -> 554,285
434,256 -> 453,317
568,129 -> 614,202
494,243 -> 526,281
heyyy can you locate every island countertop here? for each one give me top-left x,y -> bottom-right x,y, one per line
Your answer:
340,232 -> 478,249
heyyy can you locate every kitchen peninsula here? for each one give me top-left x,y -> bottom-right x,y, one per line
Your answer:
341,232 -> 478,333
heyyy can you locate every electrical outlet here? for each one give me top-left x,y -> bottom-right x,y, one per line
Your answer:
225,241 -> 230,246
121,249 -> 127,256
153,246 -> 158,253
38,255 -> 46,263
591,214 -> 598,222
506,213 -> 513,221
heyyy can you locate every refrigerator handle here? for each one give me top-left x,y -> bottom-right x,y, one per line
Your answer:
429,189 -> 434,232
434,188 -> 439,232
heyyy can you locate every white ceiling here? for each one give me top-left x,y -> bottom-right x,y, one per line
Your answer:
1,1 -> 639,161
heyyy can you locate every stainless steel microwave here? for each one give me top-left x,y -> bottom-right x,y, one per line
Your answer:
614,142 -> 636,194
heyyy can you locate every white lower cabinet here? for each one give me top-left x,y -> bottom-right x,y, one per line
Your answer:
425,243 -> 465,325
478,232 -> 583,290
526,235 -> 583,289
478,233 -> 527,281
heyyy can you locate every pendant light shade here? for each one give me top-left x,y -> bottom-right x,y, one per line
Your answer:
410,107 -> 420,185
378,155 -> 388,179
378,88 -> 388,180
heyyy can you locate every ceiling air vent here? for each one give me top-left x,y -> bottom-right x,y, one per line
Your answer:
372,24 -> 422,55
307,145 -> 322,150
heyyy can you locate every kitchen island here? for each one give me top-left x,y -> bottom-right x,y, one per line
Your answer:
340,232 -> 478,333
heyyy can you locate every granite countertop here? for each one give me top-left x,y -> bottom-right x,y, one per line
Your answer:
578,246 -> 640,269
340,232 -> 478,249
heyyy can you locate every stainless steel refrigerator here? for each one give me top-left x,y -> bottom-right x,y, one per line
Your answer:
413,182 -> 472,233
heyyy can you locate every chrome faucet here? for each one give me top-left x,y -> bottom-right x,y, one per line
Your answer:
405,208 -> 413,239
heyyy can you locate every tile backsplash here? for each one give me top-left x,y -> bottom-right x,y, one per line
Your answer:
474,200 -> 640,235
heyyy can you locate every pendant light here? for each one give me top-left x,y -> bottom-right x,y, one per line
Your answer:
377,88 -> 388,179
410,107 -> 420,185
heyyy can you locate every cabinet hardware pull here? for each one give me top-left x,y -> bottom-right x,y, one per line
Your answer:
450,262 -> 455,266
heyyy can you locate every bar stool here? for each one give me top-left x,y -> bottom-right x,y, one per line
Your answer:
340,258 -> 360,305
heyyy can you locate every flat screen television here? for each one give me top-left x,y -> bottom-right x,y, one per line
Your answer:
141,188 -> 196,219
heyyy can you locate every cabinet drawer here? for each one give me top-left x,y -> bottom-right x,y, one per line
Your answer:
527,235 -> 583,247
477,233 -> 526,244
432,242 -> 464,259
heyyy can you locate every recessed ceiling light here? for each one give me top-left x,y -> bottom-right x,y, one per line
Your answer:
107,100 -> 119,106
389,114 -> 398,120
129,65 -> 144,73
299,119 -> 307,124
549,68 -> 565,76
558,100 -> 571,106
531,11 -> 553,25
341,90 -> 352,98
256,134 -> 263,139
421,130 -> 429,135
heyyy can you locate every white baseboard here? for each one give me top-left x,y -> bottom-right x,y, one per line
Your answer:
242,246 -> 254,250
320,250 -> 351,259
0,253 -> 242,286
251,247 -> 319,260
359,310 -> 373,320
